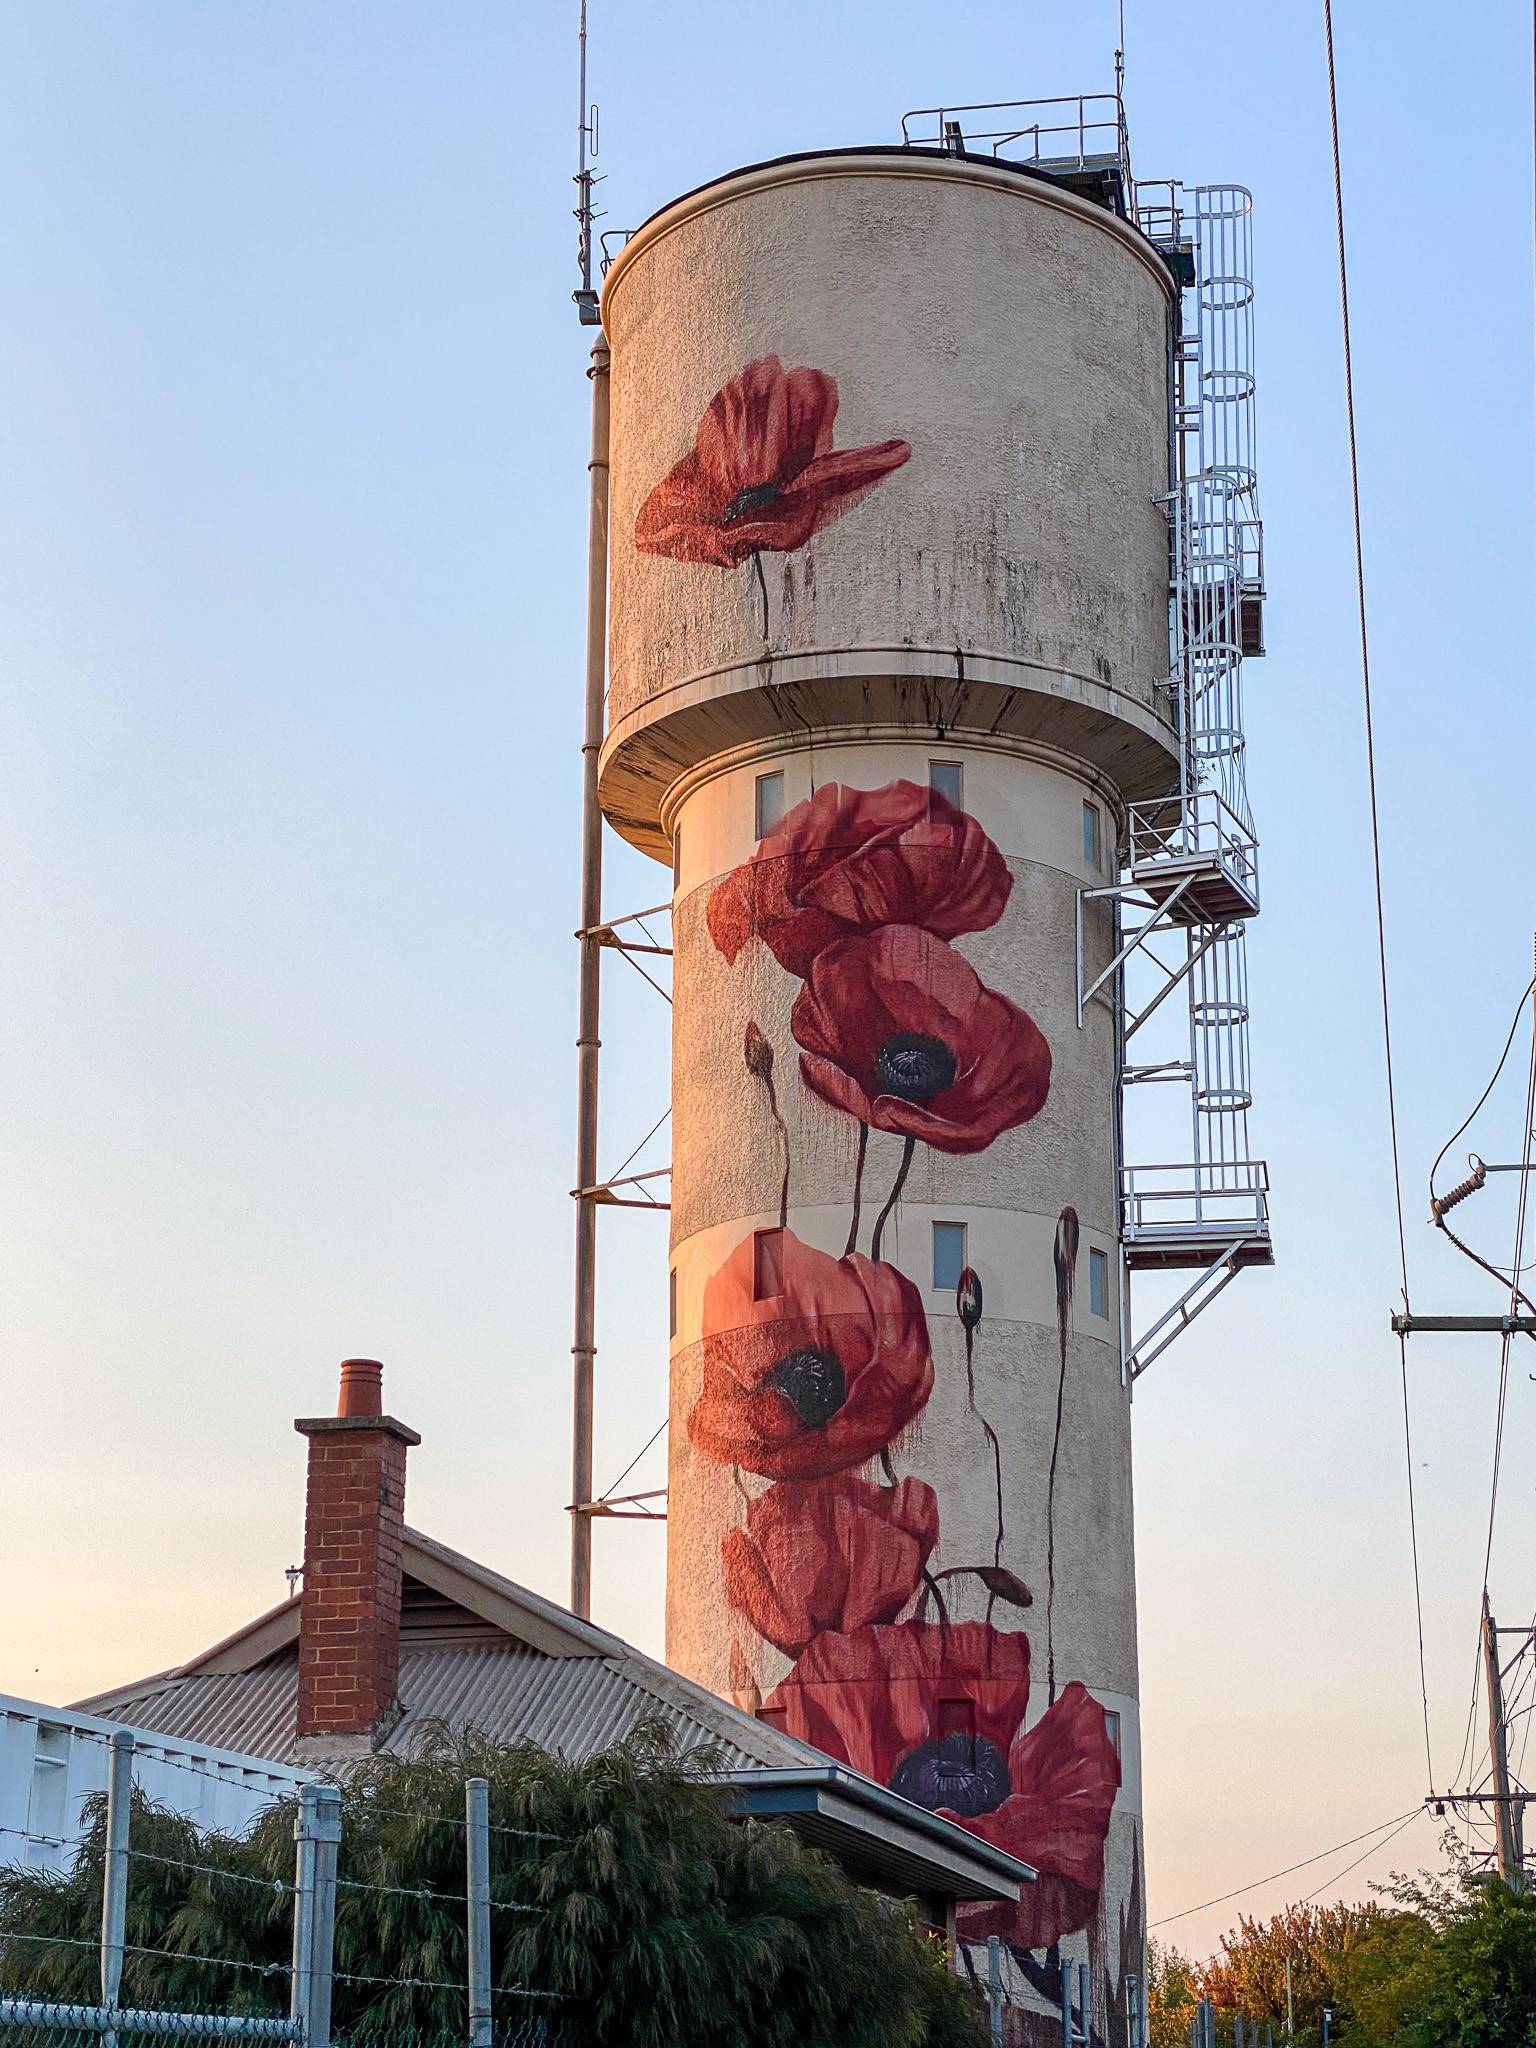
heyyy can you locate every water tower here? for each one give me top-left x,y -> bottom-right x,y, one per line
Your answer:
571,96 -> 1270,2034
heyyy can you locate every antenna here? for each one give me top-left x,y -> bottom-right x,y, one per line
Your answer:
573,1 -> 603,325
1114,0 -> 1126,104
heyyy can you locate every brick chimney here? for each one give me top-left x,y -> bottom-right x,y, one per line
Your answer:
293,1360 -> 420,1755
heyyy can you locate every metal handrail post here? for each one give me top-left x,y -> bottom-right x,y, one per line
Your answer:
465,1779 -> 493,2048
100,1728 -> 134,2022
986,1934 -> 1003,2045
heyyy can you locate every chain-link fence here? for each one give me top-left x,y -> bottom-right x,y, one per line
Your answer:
0,1732 -> 569,2048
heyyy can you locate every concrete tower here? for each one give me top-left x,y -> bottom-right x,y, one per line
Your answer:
590,127 -> 1264,2035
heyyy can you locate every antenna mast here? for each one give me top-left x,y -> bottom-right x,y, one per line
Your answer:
574,1 -> 601,324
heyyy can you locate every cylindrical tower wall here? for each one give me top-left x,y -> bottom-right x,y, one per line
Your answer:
600,148 -> 1176,2029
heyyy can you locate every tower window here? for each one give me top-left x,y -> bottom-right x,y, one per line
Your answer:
1103,1708 -> 1121,1757
937,1695 -> 977,1741
1089,1246 -> 1110,1319
672,825 -> 683,888
753,1228 -> 785,1301
928,759 -> 964,811
1082,800 -> 1101,869
755,772 -> 785,841
668,1267 -> 678,1339
932,1221 -> 967,1292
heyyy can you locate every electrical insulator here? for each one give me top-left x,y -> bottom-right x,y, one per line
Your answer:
1432,1159 -> 1487,1222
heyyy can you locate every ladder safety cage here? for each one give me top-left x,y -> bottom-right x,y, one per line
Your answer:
1089,177 -> 1272,1376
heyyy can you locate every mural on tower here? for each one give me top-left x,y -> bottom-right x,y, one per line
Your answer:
681,772 -> 1122,1964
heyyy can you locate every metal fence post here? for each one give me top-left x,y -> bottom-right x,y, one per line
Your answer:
100,1728 -> 135,2016
986,1933 -> 1003,2046
466,1779 -> 493,2048
309,1787 -> 341,2048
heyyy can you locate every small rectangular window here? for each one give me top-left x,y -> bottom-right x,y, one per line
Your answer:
672,825 -> 683,888
932,1221 -> 967,1293
755,772 -> 785,841
1082,800 -> 1100,869
1103,1708 -> 1121,1757
668,1267 -> 678,1339
753,1228 -> 785,1301
928,759 -> 964,811
938,1695 -> 977,1741
757,1704 -> 787,1731
1089,1246 -> 1110,1319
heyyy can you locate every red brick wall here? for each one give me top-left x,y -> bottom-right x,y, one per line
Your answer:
294,1421 -> 410,1739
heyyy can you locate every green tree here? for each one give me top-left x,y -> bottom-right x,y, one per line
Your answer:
1148,1936 -> 1200,2048
0,1724 -> 984,2048
1389,1870 -> 1536,2047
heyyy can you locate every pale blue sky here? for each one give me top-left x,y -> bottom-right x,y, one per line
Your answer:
2,0 -> 1533,1962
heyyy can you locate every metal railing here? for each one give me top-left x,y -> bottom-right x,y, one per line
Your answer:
1125,792 -> 1258,907
900,93 -> 1132,184
1120,1161 -> 1270,1242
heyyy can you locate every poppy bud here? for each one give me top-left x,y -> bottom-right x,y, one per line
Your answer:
957,1266 -> 983,1332
744,1021 -> 775,1080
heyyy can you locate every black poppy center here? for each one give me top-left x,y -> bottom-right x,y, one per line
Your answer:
889,1733 -> 1011,1819
874,1031 -> 957,1102
764,1345 -> 846,1430
722,480 -> 783,525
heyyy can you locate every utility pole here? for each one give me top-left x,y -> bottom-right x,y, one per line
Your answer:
1483,1593 -> 1527,1888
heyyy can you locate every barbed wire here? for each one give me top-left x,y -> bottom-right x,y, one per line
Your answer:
0,1930 -> 289,1979
332,1875 -> 534,1916
125,1851 -> 293,1897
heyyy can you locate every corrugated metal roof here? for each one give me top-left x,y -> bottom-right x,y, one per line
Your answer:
91,1642 -> 808,1775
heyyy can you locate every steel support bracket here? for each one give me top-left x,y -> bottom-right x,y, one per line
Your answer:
1125,1236 -> 1259,1380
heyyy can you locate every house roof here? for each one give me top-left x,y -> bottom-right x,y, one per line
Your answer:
76,1527 -> 813,1773
74,1526 -> 1031,1906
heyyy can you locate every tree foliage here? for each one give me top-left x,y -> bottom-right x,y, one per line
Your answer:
1145,1855 -> 1536,2048
0,1724 -> 985,2048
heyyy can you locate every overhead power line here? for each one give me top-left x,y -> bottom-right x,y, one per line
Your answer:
1149,1807 -> 1423,1929
1322,0 -> 1434,1792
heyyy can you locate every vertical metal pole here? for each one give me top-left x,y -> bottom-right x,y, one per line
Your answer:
466,1779 -> 493,2048
1061,1957 -> 1072,2048
1285,1958 -> 1293,2037
570,333 -> 611,1619
100,1727 -> 134,2014
291,1786 -> 320,2039
984,1933 -> 1003,2045
308,1786 -> 341,2048
1483,1594 -> 1524,1887
1236,2018 -> 1245,2048
1079,1964 -> 1089,2045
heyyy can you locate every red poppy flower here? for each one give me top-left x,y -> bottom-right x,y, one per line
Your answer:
636,356 -> 911,569
707,780 -> 1013,976
762,1622 -> 1118,1952
722,1472 -> 940,1658
687,1229 -> 933,1481
956,1680 -> 1122,1953
791,926 -> 1052,1153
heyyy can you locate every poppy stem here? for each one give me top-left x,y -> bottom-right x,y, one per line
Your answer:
879,1446 -> 897,1488
920,1567 -> 951,1633
843,1122 -> 869,1257
750,550 -> 769,641
762,1070 -> 791,1230
870,1137 -> 916,1264
980,1416 -> 1005,1626
1047,1210 -> 1080,1707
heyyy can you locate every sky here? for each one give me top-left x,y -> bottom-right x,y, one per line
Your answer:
1,0 -> 1533,1967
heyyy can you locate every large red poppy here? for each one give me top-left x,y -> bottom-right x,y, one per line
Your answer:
762,1621 -> 1118,1952
722,1472 -> 940,1658
707,780 -> 1013,976
791,925 -> 1052,1153
687,1229 -> 933,1481
636,356 -> 911,570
